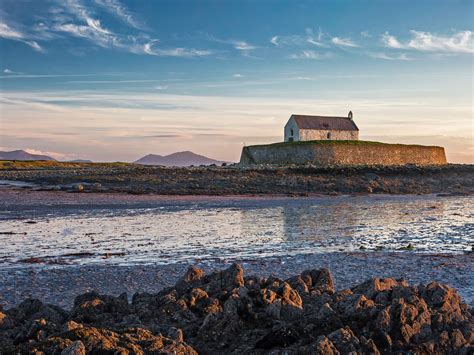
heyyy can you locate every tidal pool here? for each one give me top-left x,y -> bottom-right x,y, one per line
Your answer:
0,193 -> 472,266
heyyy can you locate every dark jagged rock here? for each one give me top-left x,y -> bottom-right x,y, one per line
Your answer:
0,264 -> 472,354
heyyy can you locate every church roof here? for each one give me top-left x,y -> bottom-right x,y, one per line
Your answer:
290,114 -> 359,131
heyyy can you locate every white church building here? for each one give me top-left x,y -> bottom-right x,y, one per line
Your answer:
284,111 -> 359,142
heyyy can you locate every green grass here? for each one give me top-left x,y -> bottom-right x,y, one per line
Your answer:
247,140 -> 443,149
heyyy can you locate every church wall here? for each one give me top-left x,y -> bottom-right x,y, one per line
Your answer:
300,129 -> 359,141
284,118 -> 300,142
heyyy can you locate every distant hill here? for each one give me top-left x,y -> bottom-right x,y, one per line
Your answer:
134,151 -> 226,167
0,150 -> 56,161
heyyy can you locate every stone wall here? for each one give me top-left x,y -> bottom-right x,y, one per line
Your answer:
240,142 -> 447,166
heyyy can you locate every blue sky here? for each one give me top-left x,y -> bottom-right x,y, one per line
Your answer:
0,0 -> 473,162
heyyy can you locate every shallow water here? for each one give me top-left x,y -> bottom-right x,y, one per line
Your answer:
0,194 -> 473,267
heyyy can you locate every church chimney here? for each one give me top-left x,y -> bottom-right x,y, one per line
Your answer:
348,110 -> 353,120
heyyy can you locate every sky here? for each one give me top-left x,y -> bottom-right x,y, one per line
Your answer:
0,0 -> 473,163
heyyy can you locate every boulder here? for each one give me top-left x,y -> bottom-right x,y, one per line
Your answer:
61,340 -> 86,355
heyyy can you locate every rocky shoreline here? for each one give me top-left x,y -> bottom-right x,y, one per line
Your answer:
0,162 -> 473,195
1,264 -> 472,354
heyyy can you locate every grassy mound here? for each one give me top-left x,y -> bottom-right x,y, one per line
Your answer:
250,140 -> 443,149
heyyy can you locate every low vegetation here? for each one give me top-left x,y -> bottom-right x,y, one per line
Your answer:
251,140 -> 444,149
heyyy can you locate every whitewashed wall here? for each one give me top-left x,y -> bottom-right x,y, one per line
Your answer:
284,118 -> 300,142
300,129 -> 359,141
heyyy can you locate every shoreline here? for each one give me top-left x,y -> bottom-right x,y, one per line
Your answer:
1,187 -> 472,203
0,163 -> 472,195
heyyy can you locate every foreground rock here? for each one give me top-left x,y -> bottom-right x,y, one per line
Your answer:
0,264 -> 472,354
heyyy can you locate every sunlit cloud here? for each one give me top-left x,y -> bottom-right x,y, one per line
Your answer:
382,30 -> 473,53
23,148 -> 72,160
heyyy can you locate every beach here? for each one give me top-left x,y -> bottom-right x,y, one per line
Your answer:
1,172 -> 472,353
1,189 -> 472,309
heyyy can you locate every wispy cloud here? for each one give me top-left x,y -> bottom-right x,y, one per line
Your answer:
153,85 -> 168,90
331,37 -> 359,47
143,42 -> 211,57
94,0 -> 145,30
0,22 -> 44,51
233,41 -> 255,51
408,30 -> 473,53
52,0 -> 132,49
270,28 -> 325,47
382,30 -> 473,53
360,31 -> 371,38
3,68 -> 22,74
289,50 -> 333,60
0,73 -> 121,79
206,35 -> 256,56
45,0 -> 213,57
233,73 -> 243,78
381,32 -> 405,49
69,79 -> 166,84
270,36 -> 279,46
367,52 -> 412,61
305,28 -> 325,46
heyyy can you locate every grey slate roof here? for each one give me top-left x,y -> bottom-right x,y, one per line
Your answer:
291,114 -> 359,131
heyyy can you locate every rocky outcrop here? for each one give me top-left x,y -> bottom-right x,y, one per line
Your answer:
1,162 -> 473,196
0,264 -> 472,354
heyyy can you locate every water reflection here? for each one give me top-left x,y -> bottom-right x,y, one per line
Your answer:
0,195 -> 472,267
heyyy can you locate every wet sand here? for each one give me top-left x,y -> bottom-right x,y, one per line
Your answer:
1,189 -> 473,310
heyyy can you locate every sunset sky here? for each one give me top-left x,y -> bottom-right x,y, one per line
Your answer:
1,0 -> 473,162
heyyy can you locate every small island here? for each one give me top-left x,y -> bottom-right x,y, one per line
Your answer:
240,113 -> 447,167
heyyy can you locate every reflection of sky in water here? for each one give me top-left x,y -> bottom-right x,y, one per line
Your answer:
0,196 -> 472,266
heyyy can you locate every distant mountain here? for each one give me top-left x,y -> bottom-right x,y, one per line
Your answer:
134,151 -> 226,167
0,150 -> 55,161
